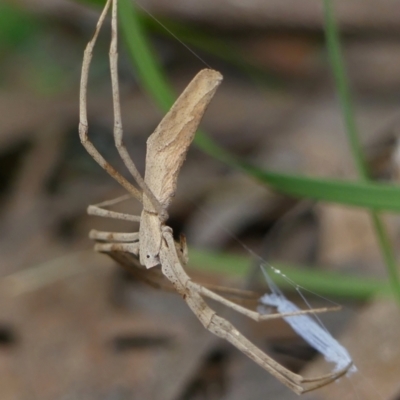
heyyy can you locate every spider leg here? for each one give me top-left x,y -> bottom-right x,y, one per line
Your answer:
89,230 -> 139,242
94,242 -> 139,256
159,226 -> 352,394
88,206 -> 140,223
205,312 -> 348,394
87,194 -> 140,253
108,0 -> 166,219
87,195 -> 141,222
78,0 -> 142,203
189,282 -> 340,322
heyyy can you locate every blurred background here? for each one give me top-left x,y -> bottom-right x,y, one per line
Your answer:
1,0 -> 400,399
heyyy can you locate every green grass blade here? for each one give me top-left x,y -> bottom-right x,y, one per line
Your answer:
189,248 -> 391,300
247,168 -> 400,213
118,0 -> 174,109
323,0 -> 400,303
323,0 -> 368,179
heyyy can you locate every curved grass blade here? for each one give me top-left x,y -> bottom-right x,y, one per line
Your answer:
323,0 -> 400,303
189,248 -> 391,300
245,167 -> 400,213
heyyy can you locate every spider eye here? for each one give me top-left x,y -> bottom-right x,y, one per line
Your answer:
146,254 -> 150,258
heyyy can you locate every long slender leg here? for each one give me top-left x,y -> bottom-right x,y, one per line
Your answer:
160,227 -> 351,394
199,284 -> 259,300
186,291 -> 351,393
94,242 -> 139,255
88,205 -> 141,222
87,194 -> 141,222
189,282 -> 340,322
90,230 -> 139,242
206,313 -> 350,393
78,0 -> 142,202
91,194 -> 132,208
108,0 -> 166,220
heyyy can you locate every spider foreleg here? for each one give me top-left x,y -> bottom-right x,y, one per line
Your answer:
93,242 -> 139,256
89,230 -> 139,242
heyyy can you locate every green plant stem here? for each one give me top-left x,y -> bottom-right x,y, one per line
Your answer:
189,248 -> 390,300
118,0 -> 174,109
323,0 -> 400,303
118,0 -> 239,166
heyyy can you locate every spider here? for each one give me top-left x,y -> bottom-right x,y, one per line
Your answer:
78,0 -> 353,394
